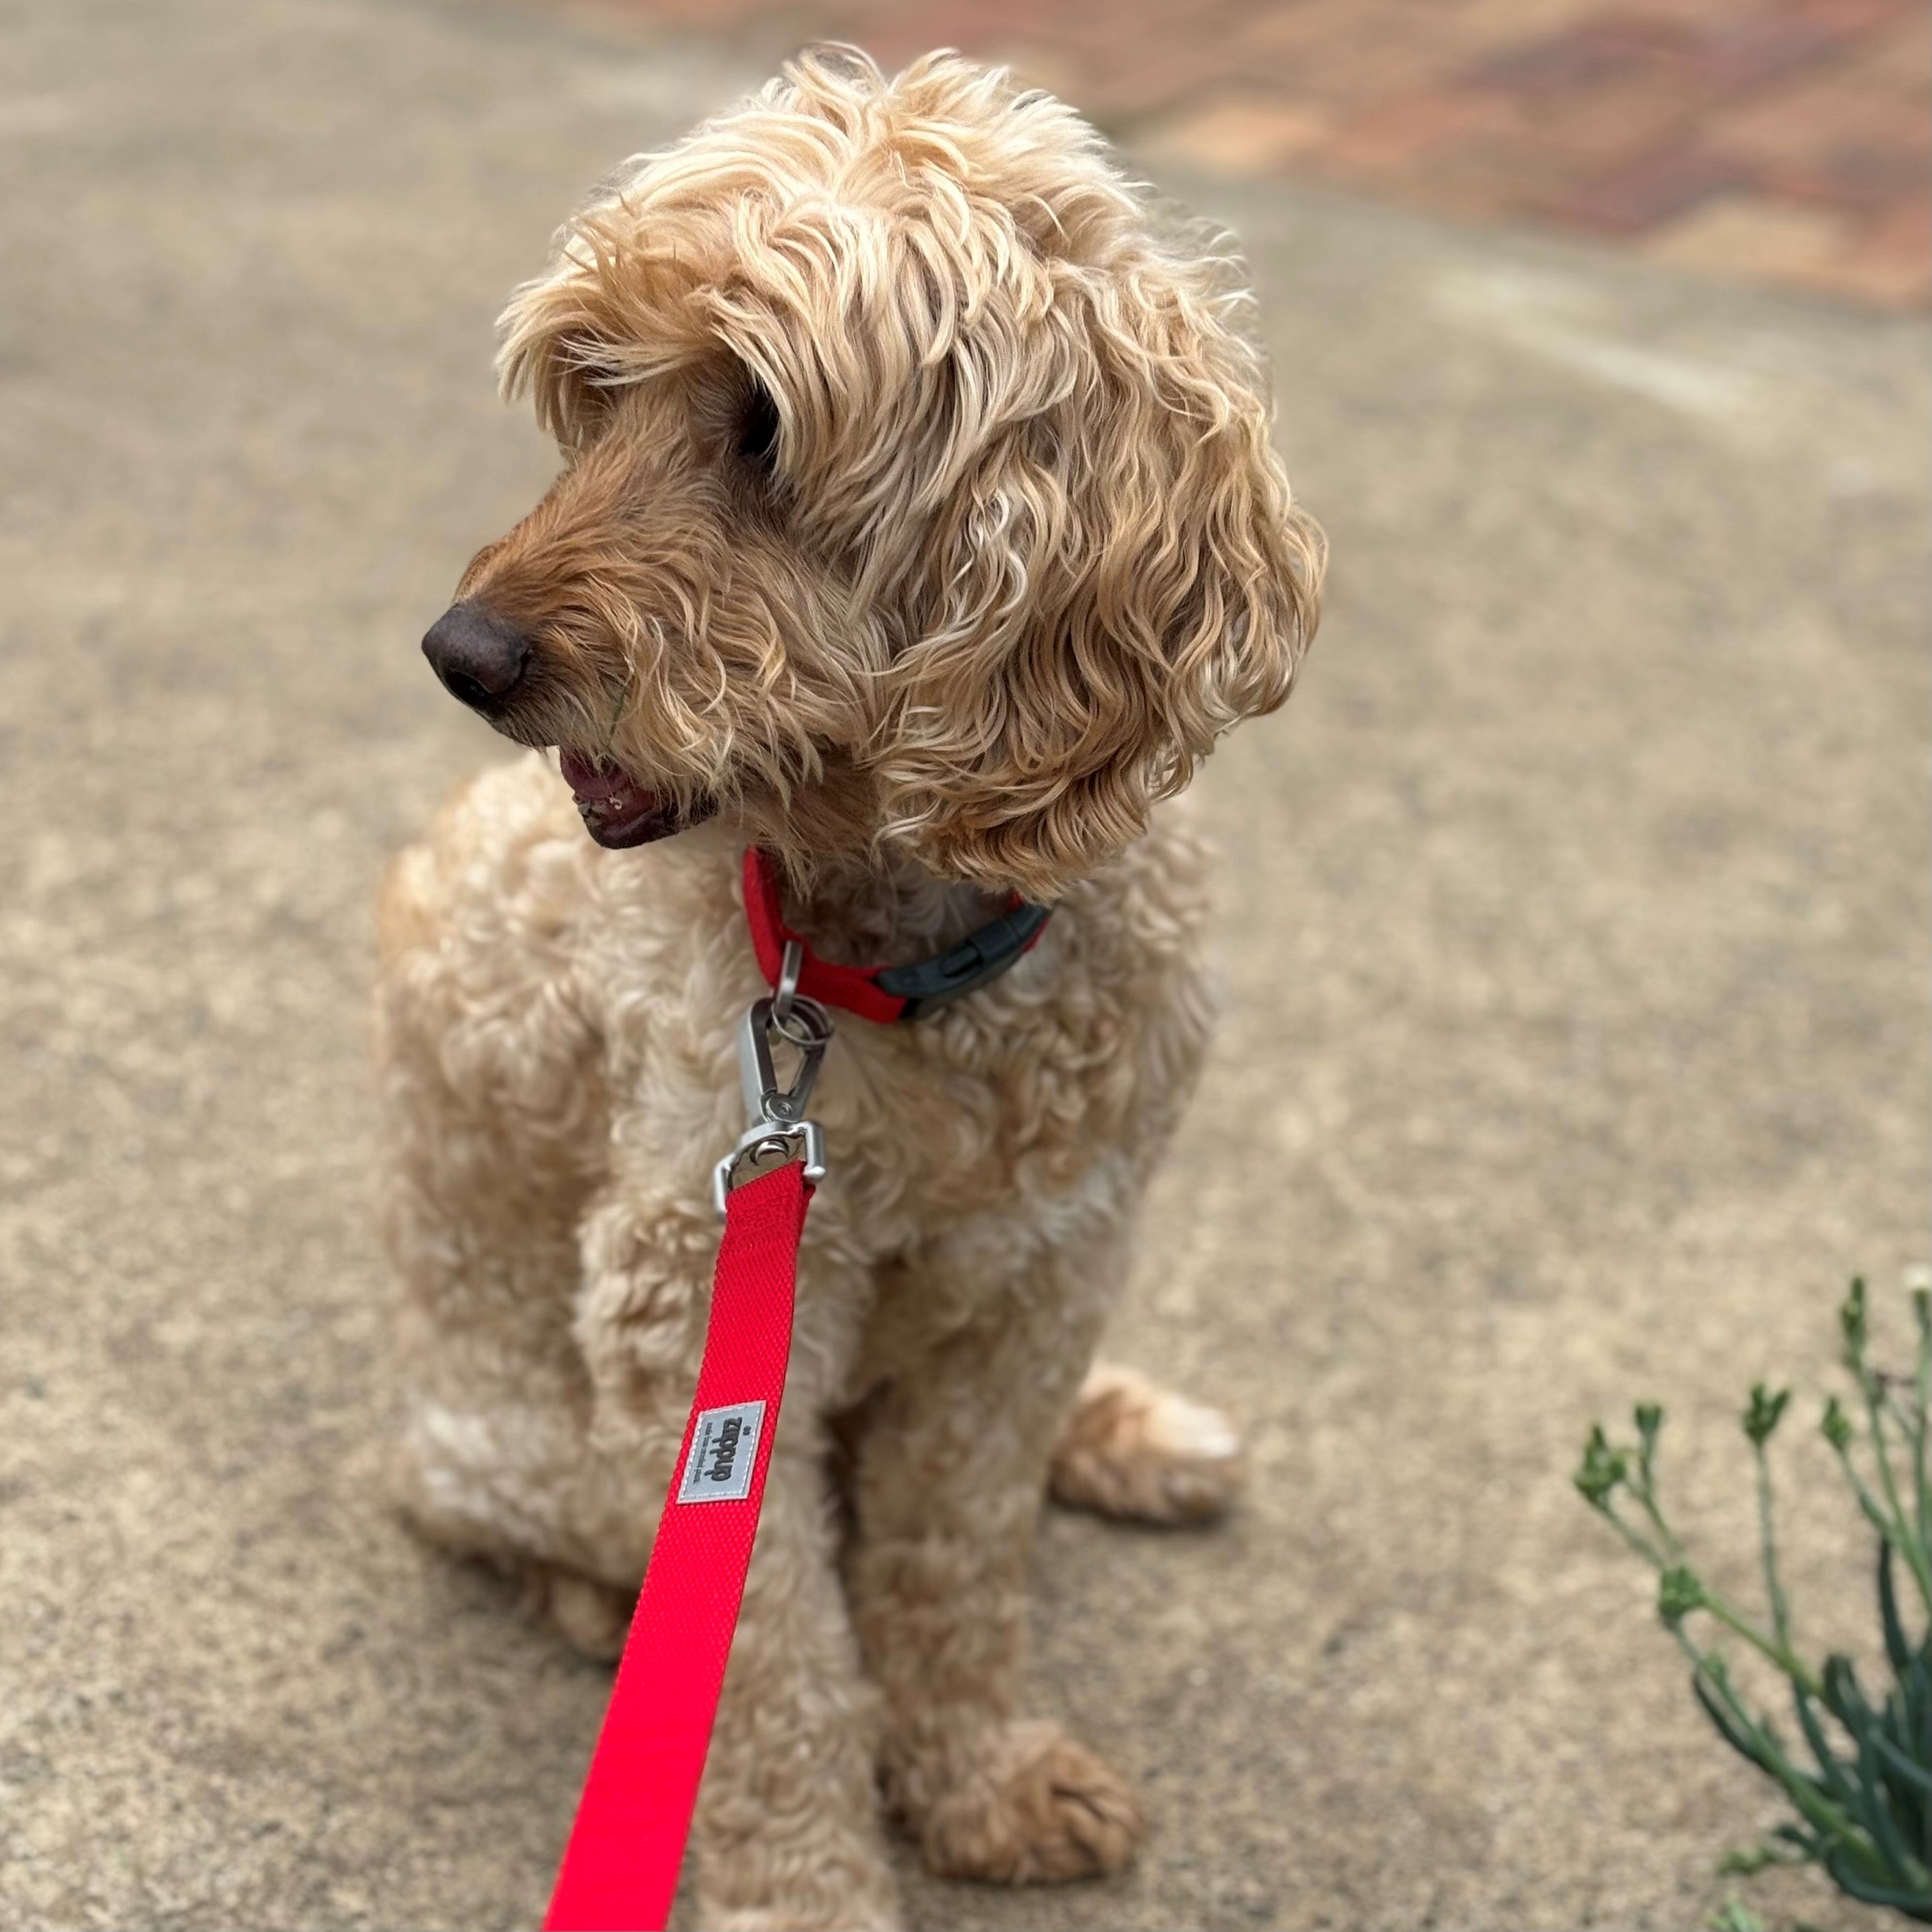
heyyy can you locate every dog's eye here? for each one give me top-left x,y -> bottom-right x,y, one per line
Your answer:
736,382 -> 780,469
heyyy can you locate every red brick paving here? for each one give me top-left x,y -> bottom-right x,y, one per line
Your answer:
567,0 -> 1928,307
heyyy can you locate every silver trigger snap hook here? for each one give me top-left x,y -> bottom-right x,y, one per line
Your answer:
711,983 -> 833,1216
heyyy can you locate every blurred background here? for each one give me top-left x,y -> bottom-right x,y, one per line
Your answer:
0,2 -> 1926,1929
579,0 -> 1931,307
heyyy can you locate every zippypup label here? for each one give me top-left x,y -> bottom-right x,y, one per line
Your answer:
676,1400 -> 766,1504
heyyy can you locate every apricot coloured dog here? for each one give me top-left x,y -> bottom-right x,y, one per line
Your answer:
376,47 -> 1321,1929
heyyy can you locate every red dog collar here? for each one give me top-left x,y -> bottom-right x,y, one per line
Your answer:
740,848 -> 1050,1023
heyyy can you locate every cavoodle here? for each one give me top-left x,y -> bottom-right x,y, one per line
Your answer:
377,47 -> 1321,1930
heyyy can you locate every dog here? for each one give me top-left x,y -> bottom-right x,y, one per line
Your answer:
376,47 -> 1321,1929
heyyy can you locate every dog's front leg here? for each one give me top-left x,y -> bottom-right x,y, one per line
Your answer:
848,1206 -> 1145,1886
686,1421 -> 901,1931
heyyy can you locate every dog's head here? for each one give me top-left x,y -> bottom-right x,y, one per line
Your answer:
424,49 -> 1323,900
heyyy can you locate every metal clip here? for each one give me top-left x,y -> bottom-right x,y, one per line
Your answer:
711,986 -> 833,1215
771,938 -> 805,1027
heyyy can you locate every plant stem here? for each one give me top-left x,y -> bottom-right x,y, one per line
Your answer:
1752,1439 -> 1793,1651
1599,1500 -> 1672,1572
1671,1630 -> 1865,1851
1831,1438 -> 1892,1534
1913,1306 -> 1931,1558
1864,1382 -> 1932,1613
1630,1473 -> 1679,1559
1693,1588 -> 1827,1702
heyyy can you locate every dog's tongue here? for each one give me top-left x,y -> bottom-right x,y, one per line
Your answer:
557,748 -> 674,847
555,748 -> 719,848
559,748 -> 652,816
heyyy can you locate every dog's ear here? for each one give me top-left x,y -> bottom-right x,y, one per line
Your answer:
873,245 -> 1323,901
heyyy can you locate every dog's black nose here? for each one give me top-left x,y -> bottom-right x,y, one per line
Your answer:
421,602 -> 533,711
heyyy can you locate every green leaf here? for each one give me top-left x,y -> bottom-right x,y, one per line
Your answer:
1744,1384 -> 1790,1445
1900,1647 -> 1931,1763
1821,1653 -> 1876,1735
1879,1541 -> 1913,1677
1694,1670 -> 1772,1771
1824,1846 -> 1932,1922
1790,1684 -> 1859,1810
1839,1697 -> 1920,1896
1868,1723 -> 1932,1799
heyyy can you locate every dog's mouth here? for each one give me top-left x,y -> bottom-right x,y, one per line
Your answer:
557,749 -> 716,848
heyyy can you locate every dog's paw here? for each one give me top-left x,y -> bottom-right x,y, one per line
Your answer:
1049,1362 -> 1247,1524
914,1720 -> 1142,1885
518,1563 -> 634,1661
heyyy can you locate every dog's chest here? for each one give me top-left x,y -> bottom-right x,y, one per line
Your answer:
805,903 -> 1212,1247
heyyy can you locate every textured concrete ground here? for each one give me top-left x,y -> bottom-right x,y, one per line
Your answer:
0,1 -> 1925,1928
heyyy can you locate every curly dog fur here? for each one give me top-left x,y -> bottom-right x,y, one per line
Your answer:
377,48 -> 1321,1929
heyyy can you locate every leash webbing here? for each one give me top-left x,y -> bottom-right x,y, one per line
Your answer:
543,1160 -> 811,1932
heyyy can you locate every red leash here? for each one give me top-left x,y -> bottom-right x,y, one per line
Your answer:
543,1160 -> 811,1932
543,853 -> 1053,1930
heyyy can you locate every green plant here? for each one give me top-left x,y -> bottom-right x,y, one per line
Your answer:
1576,1276 -> 1932,1922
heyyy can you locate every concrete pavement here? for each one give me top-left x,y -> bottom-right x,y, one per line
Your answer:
0,1 -> 1925,1927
